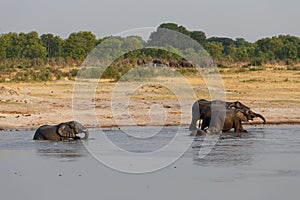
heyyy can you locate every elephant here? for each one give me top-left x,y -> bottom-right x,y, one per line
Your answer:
33,121 -> 89,141
199,107 -> 251,134
152,59 -> 162,67
168,59 -> 179,67
137,58 -> 146,66
189,99 -> 266,131
180,60 -> 194,67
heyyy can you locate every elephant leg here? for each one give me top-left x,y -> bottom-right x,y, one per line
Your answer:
189,116 -> 199,130
234,121 -> 247,133
189,102 -> 201,130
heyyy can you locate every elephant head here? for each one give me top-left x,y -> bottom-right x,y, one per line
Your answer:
235,109 -> 249,122
58,121 -> 89,139
239,109 -> 266,124
251,111 -> 266,124
227,101 -> 266,124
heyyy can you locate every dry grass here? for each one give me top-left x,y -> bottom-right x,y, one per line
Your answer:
0,66 -> 299,129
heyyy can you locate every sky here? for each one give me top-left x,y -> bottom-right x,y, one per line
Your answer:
0,0 -> 299,42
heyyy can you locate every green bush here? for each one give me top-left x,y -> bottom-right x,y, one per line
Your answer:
287,66 -> 300,71
249,66 -> 264,71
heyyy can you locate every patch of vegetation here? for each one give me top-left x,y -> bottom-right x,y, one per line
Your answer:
287,66 -> 300,71
249,66 -> 265,71
273,67 -> 286,71
176,67 -> 198,76
242,78 -> 265,83
250,58 -> 263,66
234,68 -> 248,73
1,23 -> 300,82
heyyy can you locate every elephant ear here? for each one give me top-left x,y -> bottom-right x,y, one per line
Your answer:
57,123 -> 76,138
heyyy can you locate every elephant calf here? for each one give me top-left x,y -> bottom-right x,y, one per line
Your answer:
33,121 -> 89,141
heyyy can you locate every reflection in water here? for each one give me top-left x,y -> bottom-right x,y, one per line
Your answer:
103,126 -> 180,153
191,132 -> 258,167
34,140 -> 88,162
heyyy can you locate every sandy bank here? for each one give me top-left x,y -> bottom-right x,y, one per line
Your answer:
0,70 -> 299,130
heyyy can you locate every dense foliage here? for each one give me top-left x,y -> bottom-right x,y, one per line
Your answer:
0,23 -> 300,81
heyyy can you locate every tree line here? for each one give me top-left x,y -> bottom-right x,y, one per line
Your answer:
0,22 -> 300,68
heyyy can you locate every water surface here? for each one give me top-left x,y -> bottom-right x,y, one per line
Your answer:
0,125 -> 299,200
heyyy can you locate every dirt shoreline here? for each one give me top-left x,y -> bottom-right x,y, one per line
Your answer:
1,121 -> 300,132
1,69 -> 300,131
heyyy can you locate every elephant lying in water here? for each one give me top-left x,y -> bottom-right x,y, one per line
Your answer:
33,121 -> 89,141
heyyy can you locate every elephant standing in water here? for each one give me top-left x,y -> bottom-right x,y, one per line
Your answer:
189,99 -> 266,131
199,107 -> 253,135
33,121 -> 89,141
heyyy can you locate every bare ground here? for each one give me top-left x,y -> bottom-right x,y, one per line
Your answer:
0,68 -> 299,130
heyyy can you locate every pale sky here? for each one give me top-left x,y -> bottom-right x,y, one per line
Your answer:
0,0 -> 299,42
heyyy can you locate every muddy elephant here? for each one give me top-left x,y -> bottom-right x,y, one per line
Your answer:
189,99 -> 266,131
33,121 -> 89,141
200,107 -> 251,134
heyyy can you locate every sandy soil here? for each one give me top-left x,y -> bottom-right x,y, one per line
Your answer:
0,68 -> 299,130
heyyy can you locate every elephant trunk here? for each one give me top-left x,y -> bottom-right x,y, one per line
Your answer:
74,121 -> 89,139
253,112 -> 266,124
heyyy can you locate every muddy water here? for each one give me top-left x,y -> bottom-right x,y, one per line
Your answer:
0,125 -> 300,200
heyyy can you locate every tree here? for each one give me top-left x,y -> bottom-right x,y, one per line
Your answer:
226,44 -> 237,62
190,31 -> 206,45
276,35 -> 300,60
0,34 -> 10,60
93,36 -> 123,63
64,31 -> 96,60
23,43 -> 47,59
40,34 -> 64,58
235,38 -> 249,47
121,36 -> 144,52
158,23 -> 190,36
235,46 -> 249,62
149,28 -> 200,51
6,33 -> 23,58
22,31 -> 47,59
205,42 -> 224,61
255,37 -> 283,61
207,37 -> 235,48
278,43 -> 298,60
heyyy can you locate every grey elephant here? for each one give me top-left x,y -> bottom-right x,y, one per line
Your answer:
33,121 -> 89,141
189,99 -> 266,131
